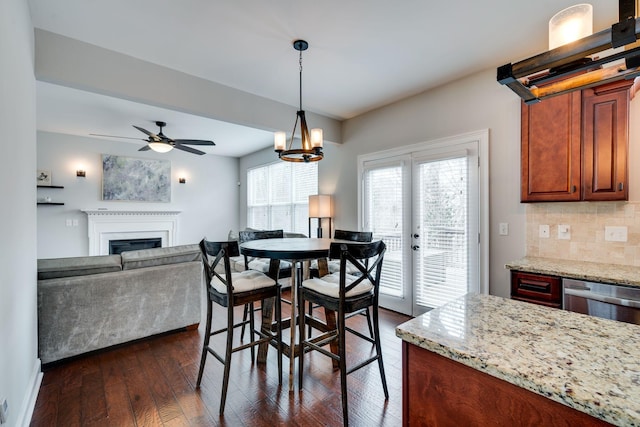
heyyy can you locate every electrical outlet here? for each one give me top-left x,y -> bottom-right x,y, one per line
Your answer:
605,226 -> 628,242
539,224 -> 550,238
65,219 -> 72,227
0,397 -> 8,424
499,223 -> 509,236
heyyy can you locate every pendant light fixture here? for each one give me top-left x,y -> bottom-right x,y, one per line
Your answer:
274,40 -> 323,163
497,0 -> 640,104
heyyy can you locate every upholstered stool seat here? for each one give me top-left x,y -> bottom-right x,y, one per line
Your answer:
210,269 -> 276,294
301,272 -> 373,298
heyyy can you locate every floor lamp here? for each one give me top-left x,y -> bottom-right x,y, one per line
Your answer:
308,195 -> 332,238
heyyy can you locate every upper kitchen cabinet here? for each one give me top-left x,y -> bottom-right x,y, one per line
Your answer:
582,81 -> 631,201
521,80 -> 633,202
521,92 -> 581,202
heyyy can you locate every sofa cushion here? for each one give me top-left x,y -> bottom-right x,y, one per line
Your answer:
284,232 -> 308,238
121,244 -> 201,270
38,255 -> 122,280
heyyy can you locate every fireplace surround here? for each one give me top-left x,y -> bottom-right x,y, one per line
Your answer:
82,210 -> 180,256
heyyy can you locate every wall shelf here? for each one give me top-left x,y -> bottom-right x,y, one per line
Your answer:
37,202 -> 65,206
37,185 -> 64,189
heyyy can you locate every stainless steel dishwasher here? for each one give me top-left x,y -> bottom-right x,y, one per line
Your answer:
563,278 -> 640,325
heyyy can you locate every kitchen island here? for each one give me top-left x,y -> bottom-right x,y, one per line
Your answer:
396,293 -> 640,426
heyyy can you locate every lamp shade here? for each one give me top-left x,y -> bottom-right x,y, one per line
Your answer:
549,4 -> 593,50
309,194 -> 332,218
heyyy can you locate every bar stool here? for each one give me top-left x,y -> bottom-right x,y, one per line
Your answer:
196,239 -> 282,415
298,240 -> 388,427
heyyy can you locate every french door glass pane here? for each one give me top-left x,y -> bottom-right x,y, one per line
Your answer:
415,156 -> 469,309
364,164 -> 405,297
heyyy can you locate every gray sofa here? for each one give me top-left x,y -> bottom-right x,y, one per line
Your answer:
37,244 -> 202,364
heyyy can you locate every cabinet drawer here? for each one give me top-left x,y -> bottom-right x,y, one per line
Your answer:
511,271 -> 561,308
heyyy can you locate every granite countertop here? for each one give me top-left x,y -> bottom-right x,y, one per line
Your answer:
505,256 -> 640,287
396,293 -> 640,426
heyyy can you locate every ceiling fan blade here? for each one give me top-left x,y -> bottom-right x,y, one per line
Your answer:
133,125 -> 161,141
174,139 -> 215,146
174,144 -> 206,155
89,133 -> 147,141
138,145 -> 151,151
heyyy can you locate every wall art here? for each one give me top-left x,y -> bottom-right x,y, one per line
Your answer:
102,155 -> 171,202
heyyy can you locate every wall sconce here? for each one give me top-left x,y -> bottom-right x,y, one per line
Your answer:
308,194 -> 332,238
76,170 -> 86,178
178,177 -> 186,184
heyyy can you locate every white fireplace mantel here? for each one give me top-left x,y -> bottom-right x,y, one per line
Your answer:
82,210 -> 181,256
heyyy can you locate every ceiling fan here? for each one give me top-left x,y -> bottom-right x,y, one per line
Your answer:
91,121 -> 215,155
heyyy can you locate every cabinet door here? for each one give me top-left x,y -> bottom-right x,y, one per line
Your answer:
521,92 -> 582,202
582,81 -> 631,201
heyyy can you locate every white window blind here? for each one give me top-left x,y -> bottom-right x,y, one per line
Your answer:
415,156 -> 469,309
363,163 -> 406,297
247,162 -> 318,234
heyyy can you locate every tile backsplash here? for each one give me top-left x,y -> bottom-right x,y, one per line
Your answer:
526,201 -> 640,266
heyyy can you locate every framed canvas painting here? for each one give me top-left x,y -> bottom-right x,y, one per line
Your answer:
102,155 -> 171,202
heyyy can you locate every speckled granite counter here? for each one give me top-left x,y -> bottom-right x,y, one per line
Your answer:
396,293 -> 640,426
506,256 -> 640,287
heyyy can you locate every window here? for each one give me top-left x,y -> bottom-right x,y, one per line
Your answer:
247,161 -> 318,234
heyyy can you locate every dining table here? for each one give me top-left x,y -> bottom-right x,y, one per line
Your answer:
240,237 -> 339,390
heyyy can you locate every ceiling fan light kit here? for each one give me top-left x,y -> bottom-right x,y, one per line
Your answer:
497,0 -> 640,104
148,142 -> 173,153
91,120 -> 215,156
274,39 -> 324,163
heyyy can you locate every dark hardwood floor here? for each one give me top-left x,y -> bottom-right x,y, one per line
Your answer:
31,292 -> 411,427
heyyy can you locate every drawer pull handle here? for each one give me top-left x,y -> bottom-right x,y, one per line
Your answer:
520,282 -> 550,293
618,182 -> 624,191
571,185 -> 577,193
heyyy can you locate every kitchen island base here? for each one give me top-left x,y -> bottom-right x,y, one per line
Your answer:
402,342 -> 611,426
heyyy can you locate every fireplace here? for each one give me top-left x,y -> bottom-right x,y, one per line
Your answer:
109,237 -> 162,255
82,210 -> 180,256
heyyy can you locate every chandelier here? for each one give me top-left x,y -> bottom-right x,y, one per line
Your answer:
274,40 -> 323,163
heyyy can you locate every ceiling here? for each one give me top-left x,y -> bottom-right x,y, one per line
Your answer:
28,0 -> 620,157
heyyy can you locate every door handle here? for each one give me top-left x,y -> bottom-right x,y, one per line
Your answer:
412,245 -> 420,251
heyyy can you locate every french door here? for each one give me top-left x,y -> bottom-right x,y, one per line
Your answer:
360,132 -> 487,316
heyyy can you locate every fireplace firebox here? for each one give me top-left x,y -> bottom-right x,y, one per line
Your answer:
109,237 -> 162,255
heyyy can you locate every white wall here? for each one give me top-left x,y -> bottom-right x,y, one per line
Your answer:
37,132 -> 240,258
338,70 -> 524,298
0,1 -> 41,426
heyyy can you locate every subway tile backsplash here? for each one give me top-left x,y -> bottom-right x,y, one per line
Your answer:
526,202 -> 640,267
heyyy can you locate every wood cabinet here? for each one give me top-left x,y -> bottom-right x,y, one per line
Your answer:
402,342 -> 610,426
511,271 -> 561,308
521,80 -> 632,202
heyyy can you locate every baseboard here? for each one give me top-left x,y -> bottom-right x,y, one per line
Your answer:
15,358 -> 42,427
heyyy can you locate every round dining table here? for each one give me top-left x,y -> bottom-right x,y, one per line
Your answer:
240,237 -> 339,389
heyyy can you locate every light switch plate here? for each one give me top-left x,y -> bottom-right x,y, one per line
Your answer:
499,223 -> 509,236
557,224 -> 571,240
